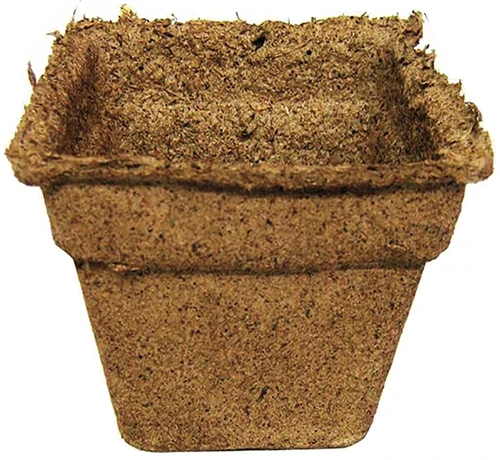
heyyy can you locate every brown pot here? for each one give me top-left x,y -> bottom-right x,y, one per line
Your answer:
5,11 -> 493,452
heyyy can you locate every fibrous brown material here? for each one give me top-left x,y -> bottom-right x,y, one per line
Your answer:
78,264 -> 423,450
5,10 -> 493,452
7,10 -> 492,190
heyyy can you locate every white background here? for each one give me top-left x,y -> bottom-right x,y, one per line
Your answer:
0,1 -> 498,459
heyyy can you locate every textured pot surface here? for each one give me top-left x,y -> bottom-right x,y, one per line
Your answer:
44,183 -> 465,272
41,180 -> 464,451
77,264 -> 423,451
5,10 -> 493,452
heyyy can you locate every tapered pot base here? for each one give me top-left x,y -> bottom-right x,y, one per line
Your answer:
77,264 -> 423,451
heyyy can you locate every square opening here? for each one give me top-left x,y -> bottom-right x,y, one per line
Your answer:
59,17 -> 436,167
9,13 -> 491,189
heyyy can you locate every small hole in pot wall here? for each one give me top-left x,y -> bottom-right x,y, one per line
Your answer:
252,34 -> 266,50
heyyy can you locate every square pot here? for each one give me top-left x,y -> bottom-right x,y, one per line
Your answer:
5,11 -> 493,451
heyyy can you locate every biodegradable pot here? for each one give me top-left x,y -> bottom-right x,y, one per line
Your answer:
6,11 -> 493,452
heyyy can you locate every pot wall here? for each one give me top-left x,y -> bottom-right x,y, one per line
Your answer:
43,182 -> 463,450
43,183 -> 465,272
77,263 -> 423,451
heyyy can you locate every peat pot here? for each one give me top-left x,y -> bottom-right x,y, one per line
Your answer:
6,11 -> 493,452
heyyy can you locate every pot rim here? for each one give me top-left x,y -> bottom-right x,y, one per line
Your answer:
6,11 -> 493,192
